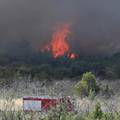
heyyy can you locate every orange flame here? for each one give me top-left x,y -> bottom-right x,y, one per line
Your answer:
68,53 -> 77,59
50,23 -> 70,58
41,23 -> 77,59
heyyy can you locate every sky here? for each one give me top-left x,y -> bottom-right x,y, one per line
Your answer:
0,0 -> 120,55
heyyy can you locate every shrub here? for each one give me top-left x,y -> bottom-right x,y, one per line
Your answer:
92,102 -> 103,119
74,72 -> 98,97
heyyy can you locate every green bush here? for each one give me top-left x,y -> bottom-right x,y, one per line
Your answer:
74,72 -> 98,97
92,103 -> 103,119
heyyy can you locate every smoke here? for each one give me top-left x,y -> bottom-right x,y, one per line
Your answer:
0,0 -> 120,55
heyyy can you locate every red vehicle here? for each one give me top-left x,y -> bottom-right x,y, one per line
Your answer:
23,95 -> 73,112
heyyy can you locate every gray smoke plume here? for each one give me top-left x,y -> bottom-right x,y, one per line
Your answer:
0,0 -> 120,55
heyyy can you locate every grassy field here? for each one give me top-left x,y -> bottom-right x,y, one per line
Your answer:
1,79 -> 120,119
0,97 -> 120,120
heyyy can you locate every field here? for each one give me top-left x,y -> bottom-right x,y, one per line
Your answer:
0,78 -> 120,120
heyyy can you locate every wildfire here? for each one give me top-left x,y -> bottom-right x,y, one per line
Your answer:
68,53 -> 77,59
41,23 -> 77,59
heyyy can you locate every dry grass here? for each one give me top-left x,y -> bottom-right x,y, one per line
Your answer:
0,79 -> 120,119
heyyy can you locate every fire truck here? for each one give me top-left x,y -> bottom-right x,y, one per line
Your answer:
23,95 -> 74,112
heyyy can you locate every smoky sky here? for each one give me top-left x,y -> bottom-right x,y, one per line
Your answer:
0,0 -> 120,55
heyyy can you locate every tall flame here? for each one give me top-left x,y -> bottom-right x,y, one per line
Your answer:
41,23 -> 77,59
51,23 -> 70,58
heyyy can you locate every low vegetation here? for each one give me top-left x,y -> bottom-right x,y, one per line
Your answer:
0,52 -> 120,85
0,99 -> 120,120
0,44 -> 120,119
0,39 -> 120,83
